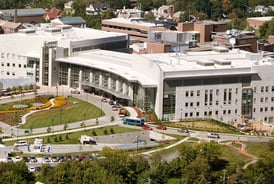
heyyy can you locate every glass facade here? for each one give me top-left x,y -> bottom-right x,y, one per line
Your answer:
242,88 -> 253,119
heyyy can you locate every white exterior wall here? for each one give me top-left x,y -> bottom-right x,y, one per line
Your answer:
251,64 -> 274,124
176,83 -> 242,124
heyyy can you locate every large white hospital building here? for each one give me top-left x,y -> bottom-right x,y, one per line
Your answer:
1,25 -> 274,124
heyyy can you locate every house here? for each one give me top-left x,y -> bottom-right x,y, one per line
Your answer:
64,0 -> 74,15
44,8 -> 61,22
86,2 -> 109,15
255,5 -> 268,15
51,16 -> 86,28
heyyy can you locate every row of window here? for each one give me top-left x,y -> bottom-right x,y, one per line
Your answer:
1,62 -> 26,68
254,86 -> 274,93
1,53 -> 26,60
255,97 -> 274,103
254,107 -> 274,112
183,109 -> 238,118
185,88 -> 238,97
185,99 -> 238,107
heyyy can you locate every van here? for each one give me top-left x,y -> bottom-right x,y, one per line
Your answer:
207,133 -> 220,139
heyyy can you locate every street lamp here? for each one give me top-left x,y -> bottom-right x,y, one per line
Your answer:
136,135 -> 140,153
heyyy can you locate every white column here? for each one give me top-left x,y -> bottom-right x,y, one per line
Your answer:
99,74 -> 102,86
115,80 -> 119,91
68,68 -> 71,88
108,77 -> 111,89
78,70 -> 82,89
89,72 -> 93,83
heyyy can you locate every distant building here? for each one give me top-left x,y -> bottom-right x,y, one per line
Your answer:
246,16 -> 274,29
212,29 -> 257,53
0,8 -> 46,24
64,0 -> 74,15
51,17 -> 86,28
44,8 -> 61,22
178,20 -> 228,43
86,2 -> 109,15
0,20 -> 22,34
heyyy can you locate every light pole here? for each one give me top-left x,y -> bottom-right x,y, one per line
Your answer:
136,135 -> 140,154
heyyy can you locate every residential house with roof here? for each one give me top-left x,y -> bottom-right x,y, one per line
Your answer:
0,8 -> 46,24
51,16 -> 86,28
44,8 -> 61,22
86,2 -> 109,15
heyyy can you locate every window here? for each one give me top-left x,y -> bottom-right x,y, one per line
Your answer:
254,87 -> 256,93
228,110 -> 231,114
12,63 -> 15,67
19,64 -> 21,68
265,107 -> 268,112
185,103 -> 188,107
266,86 -> 269,92
216,100 -> 219,105
7,63 -> 10,67
197,90 -> 200,96
260,108 -> 263,112
7,72 -> 9,75
215,111 -> 218,115
196,112 -> 199,116
272,97 -> 274,102
271,107 -> 274,111
260,98 -> 263,102
235,88 -> 238,94
216,89 -> 219,95
12,72 -> 15,76
254,108 -> 256,112
190,102 -> 193,107
190,91 -> 194,97
185,113 -> 188,117
254,98 -> 256,103
261,86 -> 264,92
223,110 -> 226,114
190,112 -> 193,117
272,86 -> 274,92
264,117 -> 267,122
265,97 -> 268,102
24,65 -> 26,68
185,91 -> 189,97
196,102 -> 200,106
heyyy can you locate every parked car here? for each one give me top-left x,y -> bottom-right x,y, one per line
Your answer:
29,155 -> 37,163
15,156 -> 22,162
156,125 -> 167,130
101,98 -> 108,102
14,140 -> 28,146
6,156 -> 13,163
109,100 -> 114,105
58,155 -> 65,162
71,90 -> 80,94
51,154 -> 58,162
207,132 -> 220,139
142,125 -> 153,130
43,156 -> 50,163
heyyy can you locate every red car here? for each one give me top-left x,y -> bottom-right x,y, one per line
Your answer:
142,125 -> 153,130
156,125 -> 167,130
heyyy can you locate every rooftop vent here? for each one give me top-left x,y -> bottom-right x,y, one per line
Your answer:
212,59 -> 231,66
56,24 -> 72,31
45,27 -> 62,33
18,29 -> 36,34
196,60 -> 214,66
212,46 -> 229,53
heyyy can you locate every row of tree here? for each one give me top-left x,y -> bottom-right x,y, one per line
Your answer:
1,141 -> 273,183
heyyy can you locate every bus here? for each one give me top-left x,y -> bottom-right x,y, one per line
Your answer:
123,117 -> 145,126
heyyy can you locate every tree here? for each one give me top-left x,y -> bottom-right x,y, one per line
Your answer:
136,0 -> 153,11
259,18 -> 274,39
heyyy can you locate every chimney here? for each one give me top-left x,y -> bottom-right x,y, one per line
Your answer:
14,9 -> 17,23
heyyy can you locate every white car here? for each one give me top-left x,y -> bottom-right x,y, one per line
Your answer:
14,141 -> 28,146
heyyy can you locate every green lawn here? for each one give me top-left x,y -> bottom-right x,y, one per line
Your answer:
21,97 -> 104,129
244,142 -> 270,157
